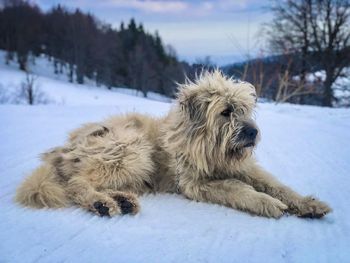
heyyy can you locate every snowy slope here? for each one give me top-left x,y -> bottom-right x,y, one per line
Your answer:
0,64 -> 170,108
1,57 -> 350,262
0,51 -> 171,105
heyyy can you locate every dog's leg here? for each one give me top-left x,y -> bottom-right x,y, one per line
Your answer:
67,176 -> 121,217
240,164 -> 332,218
182,179 -> 288,218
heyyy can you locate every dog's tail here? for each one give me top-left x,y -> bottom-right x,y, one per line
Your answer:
15,165 -> 68,208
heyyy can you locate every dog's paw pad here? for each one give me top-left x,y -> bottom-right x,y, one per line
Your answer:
114,196 -> 136,215
93,201 -> 110,216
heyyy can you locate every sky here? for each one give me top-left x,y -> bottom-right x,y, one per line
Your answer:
34,0 -> 272,65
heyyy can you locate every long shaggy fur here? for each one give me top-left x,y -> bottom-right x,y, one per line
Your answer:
16,70 -> 331,218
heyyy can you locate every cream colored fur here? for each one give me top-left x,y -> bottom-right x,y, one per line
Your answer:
16,70 -> 331,218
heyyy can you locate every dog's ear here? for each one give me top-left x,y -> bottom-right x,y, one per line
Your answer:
178,89 -> 208,125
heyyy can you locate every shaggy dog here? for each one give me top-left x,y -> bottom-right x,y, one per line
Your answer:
16,71 -> 331,218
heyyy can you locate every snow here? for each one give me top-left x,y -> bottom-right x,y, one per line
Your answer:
1,53 -> 350,262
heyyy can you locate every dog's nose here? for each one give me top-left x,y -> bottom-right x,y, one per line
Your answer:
244,127 -> 258,140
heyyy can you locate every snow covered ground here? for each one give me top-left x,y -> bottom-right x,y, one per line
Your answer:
1,55 -> 350,262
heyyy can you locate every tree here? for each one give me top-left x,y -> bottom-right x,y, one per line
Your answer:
308,0 -> 350,106
268,0 -> 350,107
18,71 -> 48,105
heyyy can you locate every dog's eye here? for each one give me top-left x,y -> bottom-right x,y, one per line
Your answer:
221,108 -> 232,117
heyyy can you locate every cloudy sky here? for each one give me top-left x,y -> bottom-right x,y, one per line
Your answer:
34,0 -> 272,65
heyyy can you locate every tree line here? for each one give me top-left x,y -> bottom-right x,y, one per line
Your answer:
0,0 -> 197,97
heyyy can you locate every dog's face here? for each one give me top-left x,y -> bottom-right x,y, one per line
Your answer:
178,71 -> 259,169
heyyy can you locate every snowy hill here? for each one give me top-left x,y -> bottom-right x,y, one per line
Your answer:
1,55 -> 350,262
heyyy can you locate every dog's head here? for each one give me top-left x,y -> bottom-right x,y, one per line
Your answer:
175,70 -> 259,172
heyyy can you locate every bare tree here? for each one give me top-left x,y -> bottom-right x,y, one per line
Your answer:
307,0 -> 350,106
268,0 -> 350,107
18,71 -> 49,105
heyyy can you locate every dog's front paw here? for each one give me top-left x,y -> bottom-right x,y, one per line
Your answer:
113,193 -> 140,215
253,194 -> 288,218
91,196 -> 120,217
288,196 -> 332,218
295,196 -> 332,219
263,197 -> 288,218
101,190 -> 140,215
102,190 -> 140,215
